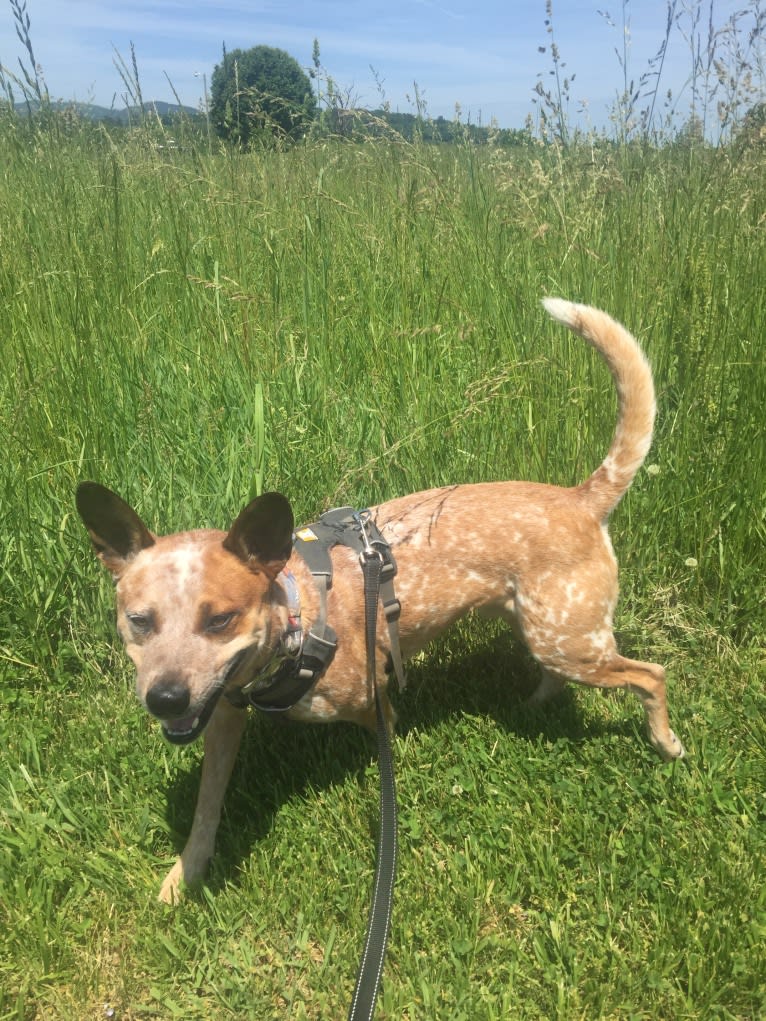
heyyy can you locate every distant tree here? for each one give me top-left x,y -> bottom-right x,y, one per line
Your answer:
210,45 -> 316,145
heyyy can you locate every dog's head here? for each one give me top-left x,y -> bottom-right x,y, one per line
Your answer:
76,483 -> 294,744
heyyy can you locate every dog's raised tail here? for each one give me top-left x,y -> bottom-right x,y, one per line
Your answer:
542,297 -> 656,520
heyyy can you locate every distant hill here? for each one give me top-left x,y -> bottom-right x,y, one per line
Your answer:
9,97 -> 532,147
13,99 -> 200,124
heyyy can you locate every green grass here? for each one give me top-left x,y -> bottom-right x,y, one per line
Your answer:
1,112 -> 765,1019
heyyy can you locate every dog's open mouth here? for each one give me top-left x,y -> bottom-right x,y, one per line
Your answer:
158,648 -> 254,745
161,685 -> 224,745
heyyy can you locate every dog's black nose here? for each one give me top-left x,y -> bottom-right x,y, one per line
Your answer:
146,679 -> 191,719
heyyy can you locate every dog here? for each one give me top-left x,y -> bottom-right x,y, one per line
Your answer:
76,298 -> 685,903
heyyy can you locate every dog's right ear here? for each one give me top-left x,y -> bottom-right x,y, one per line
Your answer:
223,492 -> 294,580
75,482 -> 155,578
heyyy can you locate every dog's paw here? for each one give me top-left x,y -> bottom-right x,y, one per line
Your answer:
667,731 -> 686,759
654,729 -> 686,762
158,861 -> 185,905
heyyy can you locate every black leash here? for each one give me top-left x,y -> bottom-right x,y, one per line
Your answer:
348,544 -> 399,1021
237,507 -> 401,1019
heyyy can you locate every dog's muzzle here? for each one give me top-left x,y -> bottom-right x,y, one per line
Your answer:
147,649 -> 254,745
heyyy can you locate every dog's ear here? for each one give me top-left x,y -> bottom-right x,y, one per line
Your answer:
76,482 -> 155,578
223,492 -> 294,580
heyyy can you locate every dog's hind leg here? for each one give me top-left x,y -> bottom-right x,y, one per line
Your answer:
588,654 -> 685,761
158,699 -> 248,904
527,667 -> 568,705
516,587 -> 684,761
535,650 -> 684,761
492,604 -> 568,707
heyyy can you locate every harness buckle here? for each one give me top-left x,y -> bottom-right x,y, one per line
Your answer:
382,596 -> 401,623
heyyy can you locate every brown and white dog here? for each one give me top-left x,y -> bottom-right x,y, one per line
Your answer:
76,298 -> 685,903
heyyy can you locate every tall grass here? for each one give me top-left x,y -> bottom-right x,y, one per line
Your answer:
1,122 -> 763,659
1,11 -> 765,1018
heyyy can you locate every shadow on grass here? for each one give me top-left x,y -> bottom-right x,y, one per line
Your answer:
163,624 -> 643,893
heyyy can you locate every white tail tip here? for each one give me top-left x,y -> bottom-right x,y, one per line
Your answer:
541,296 -> 582,327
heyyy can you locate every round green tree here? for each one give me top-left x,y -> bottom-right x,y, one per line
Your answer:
210,45 -> 317,144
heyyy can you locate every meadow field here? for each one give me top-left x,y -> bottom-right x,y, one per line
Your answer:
0,108 -> 764,1018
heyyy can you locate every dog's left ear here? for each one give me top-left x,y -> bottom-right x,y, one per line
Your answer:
76,482 -> 156,578
223,492 -> 294,580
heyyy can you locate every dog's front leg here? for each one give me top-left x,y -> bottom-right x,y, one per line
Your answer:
158,698 -> 248,904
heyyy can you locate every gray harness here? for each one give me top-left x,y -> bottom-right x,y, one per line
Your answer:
229,507 -> 405,713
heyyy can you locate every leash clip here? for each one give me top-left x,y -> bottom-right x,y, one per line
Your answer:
353,509 -> 383,565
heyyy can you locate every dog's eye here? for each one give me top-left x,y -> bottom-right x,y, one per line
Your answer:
206,612 -> 236,633
126,612 -> 154,635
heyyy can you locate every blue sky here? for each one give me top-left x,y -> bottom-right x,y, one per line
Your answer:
0,1 -> 736,129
